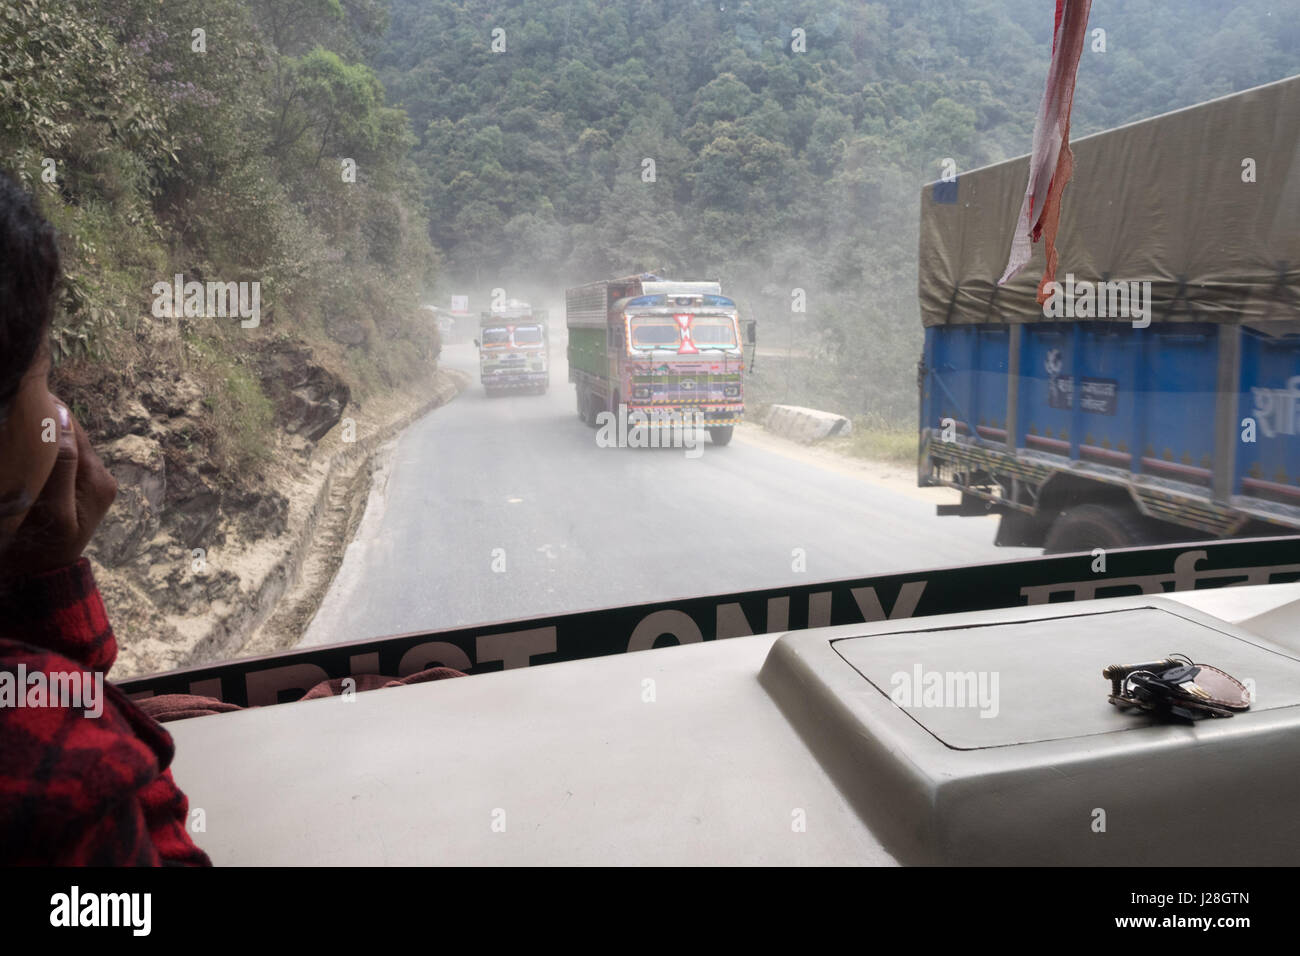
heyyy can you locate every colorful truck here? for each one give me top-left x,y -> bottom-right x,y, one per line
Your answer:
566,274 -> 751,446
918,76 -> 1300,552
475,300 -> 550,395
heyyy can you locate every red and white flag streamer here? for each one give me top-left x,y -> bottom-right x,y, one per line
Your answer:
998,0 -> 1093,302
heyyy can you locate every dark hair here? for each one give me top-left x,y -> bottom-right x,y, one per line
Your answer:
0,171 -> 59,530
0,170 -> 60,427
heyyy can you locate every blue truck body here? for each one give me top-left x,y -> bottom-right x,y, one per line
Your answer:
921,322 -> 1300,541
918,76 -> 1300,549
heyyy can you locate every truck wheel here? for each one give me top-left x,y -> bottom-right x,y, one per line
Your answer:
1043,503 -> 1154,554
708,426 -> 734,446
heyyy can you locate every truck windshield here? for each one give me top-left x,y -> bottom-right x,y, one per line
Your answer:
691,317 -> 738,347
513,325 -> 543,345
481,327 -> 509,346
629,318 -> 680,349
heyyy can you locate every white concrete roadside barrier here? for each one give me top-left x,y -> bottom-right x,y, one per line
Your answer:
762,404 -> 853,443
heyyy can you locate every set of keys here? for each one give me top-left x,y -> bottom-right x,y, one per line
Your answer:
1103,654 -> 1252,721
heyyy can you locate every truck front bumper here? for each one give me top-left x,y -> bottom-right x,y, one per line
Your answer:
483,370 -> 548,388
626,404 -> 744,427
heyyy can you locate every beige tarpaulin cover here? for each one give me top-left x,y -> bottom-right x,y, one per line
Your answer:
919,74 -> 1300,327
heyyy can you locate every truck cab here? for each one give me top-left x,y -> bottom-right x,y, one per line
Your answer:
475,301 -> 550,395
567,275 -> 750,446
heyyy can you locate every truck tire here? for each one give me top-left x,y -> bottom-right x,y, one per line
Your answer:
1042,502 -> 1155,554
708,426 -> 734,446
578,387 -> 597,424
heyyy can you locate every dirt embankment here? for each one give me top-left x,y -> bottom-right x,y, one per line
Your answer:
70,337 -> 466,680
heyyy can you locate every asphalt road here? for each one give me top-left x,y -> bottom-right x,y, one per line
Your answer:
299,343 -> 1033,646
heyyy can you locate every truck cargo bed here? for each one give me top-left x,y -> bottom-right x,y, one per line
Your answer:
921,320 -> 1300,534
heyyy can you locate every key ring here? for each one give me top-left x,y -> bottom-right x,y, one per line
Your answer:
1103,654 -> 1250,721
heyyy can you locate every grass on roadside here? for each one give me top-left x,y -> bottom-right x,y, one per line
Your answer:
829,419 -> 918,467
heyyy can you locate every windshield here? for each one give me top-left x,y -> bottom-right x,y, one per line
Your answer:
629,317 -> 681,349
13,0 -> 1295,691
690,317 -> 738,347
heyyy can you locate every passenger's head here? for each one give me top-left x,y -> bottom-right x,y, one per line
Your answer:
0,171 -> 63,544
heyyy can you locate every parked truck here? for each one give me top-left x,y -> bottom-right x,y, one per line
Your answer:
918,75 -> 1300,552
566,274 -> 752,446
475,300 -> 550,395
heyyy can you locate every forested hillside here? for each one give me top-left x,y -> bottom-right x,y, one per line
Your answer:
5,0 -> 1299,431
375,0 -> 1300,422
1,0 -> 438,471
2,0 -> 451,670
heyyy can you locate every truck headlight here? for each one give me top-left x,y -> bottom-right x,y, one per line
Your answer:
632,385 -> 651,400
724,385 -> 740,398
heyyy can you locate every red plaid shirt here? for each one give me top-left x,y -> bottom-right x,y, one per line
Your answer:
0,559 -> 211,866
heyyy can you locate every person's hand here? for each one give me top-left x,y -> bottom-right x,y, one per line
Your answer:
0,401 -> 116,578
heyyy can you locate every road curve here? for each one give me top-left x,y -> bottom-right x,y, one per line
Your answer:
299,343 -> 1032,647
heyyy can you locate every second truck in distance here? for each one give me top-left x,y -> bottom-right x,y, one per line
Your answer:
475,299 -> 550,395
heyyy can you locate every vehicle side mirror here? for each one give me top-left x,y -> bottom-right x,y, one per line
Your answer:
473,339 -> 480,348
746,321 -> 757,345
